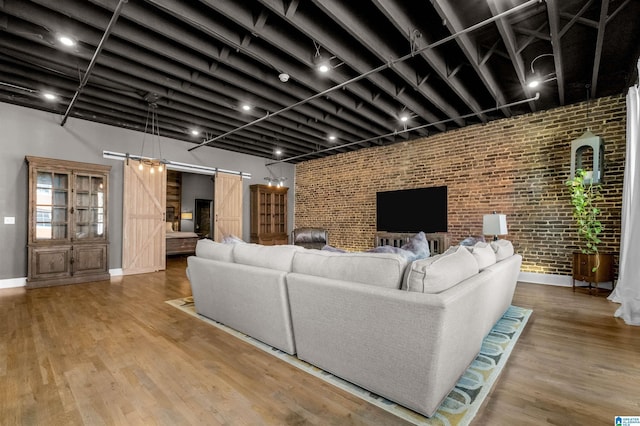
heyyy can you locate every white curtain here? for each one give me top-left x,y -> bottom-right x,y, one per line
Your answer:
608,81 -> 640,325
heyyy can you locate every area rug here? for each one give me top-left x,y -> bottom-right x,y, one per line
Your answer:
166,298 -> 531,426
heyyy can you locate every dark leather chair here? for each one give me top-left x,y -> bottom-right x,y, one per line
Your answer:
292,227 -> 329,249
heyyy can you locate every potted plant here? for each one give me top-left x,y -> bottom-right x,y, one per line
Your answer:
566,169 -> 603,255
565,169 -> 613,292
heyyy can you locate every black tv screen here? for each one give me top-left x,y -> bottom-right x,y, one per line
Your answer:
376,186 -> 447,233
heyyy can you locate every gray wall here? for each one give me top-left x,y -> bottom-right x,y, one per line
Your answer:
0,102 -> 295,279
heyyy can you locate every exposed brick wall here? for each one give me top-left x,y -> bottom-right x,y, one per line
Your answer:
294,95 -> 626,276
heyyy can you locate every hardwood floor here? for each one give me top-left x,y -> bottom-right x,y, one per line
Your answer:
1,257 -> 638,425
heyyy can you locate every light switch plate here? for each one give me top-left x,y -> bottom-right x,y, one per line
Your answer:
4,217 -> 15,225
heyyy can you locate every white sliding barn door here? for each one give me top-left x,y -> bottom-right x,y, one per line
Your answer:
213,172 -> 243,242
122,161 -> 166,274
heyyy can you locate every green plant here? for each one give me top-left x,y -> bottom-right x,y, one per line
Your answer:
566,169 -> 603,255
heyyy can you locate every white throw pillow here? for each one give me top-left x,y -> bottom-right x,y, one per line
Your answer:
404,245 -> 479,293
467,242 -> 497,270
292,250 -> 408,289
233,243 -> 302,272
490,239 -> 514,261
195,239 -> 234,262
165,222 -> 174,232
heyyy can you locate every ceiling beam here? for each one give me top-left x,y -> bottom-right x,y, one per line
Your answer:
255,0 -> 441,133
486,0 -> 537,112
142,0 -> 398,136
312,0 -> 465,127
370,0 -> 487,123
590,0 -> 610,99
430,0 -> 514,117
546,0 -> 565,105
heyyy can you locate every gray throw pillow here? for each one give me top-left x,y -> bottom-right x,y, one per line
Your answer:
367,245 -> 415,260
222,234 -> 245,244
321,244 -> 347,253
400,231 -> 430,260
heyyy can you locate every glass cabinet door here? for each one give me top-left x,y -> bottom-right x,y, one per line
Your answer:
35,171 -> 69,240
74,174 -> 106,240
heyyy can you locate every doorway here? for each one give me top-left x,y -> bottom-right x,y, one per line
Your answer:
195,198 -> 212,238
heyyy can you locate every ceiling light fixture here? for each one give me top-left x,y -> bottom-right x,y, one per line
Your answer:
264,176 -> 286,188
400,115 -> 409,122
137,102 -> 166,174
42,92 -> 57,101
318,63 -> 330,73
57,35 -> 76,47
190,129 -> 200,136
527,53 -> 556,88
242,104 -> 252,111
312,40 -> 341,74
274,148 -> 283,156
328,135 -> 336,141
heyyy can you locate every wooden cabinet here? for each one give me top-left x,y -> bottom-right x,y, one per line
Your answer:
572,252 -> 615,294
26,156 -> 111,288
249,184 -> 288,245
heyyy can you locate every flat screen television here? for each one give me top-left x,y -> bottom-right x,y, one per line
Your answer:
376,186 -> 447,233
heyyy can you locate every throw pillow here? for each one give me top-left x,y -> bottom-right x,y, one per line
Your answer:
490,239 -> 514,261
366,245 -> 415,261
165,222 -> 174,233
466,242 -> 497,270
321,245 -> 347,253
459,235 -> 486,246
222,234 -> 245,244
404,245 -> 479,293
195,239 -> 234,262
400,231 -> 430,260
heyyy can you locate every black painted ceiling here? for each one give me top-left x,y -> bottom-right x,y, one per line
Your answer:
0,0 -> 638,163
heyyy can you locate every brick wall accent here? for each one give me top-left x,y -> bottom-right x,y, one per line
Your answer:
294,95 -> 626,276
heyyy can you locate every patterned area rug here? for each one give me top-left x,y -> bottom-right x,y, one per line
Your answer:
166,298 -> 531,426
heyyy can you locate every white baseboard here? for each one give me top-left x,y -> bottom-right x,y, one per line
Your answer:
1,270 -> 611,290
109,268 -> 124,276
519,271 -> 614,290
0,269 -> 124,289
0,277 -> 27,289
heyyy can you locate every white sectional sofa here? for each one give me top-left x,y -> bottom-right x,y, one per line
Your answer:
186,238 -> 522,417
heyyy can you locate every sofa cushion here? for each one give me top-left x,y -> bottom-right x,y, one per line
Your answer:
233,243 -> 302,272
467,242 -> 497,270
292,250 -> 408,289
195,239 -> 234,262
404,245 -> 479,293
491,239 -> 514,261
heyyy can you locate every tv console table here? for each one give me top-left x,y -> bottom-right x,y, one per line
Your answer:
375,232 -> 451,255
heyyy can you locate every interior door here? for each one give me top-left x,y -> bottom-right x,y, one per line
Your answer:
213,172 -> 243,242
122,160 -> 166,274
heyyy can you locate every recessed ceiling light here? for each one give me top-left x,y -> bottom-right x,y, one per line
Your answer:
190,129 -> 200,136
242,104 -> 252,111
58,35 -> 76,47
43,92 -> 57,101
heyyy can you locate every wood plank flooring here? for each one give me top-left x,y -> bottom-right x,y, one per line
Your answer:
1,256 -> 638,425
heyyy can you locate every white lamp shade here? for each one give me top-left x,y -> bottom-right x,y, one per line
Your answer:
483,214 -> 508,236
